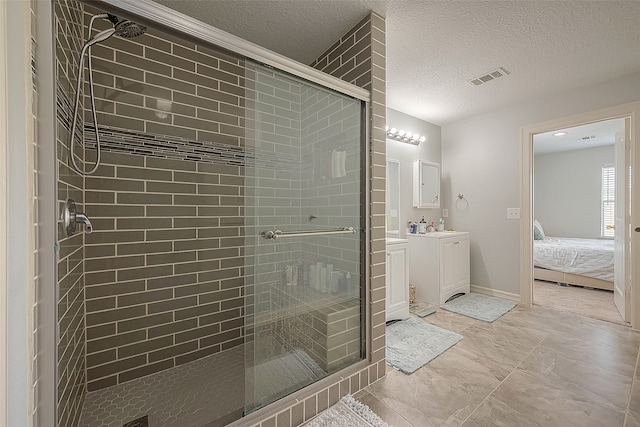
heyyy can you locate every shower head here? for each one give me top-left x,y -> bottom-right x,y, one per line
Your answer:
85,14 -> 146,47
114,20 -> 147,38
107,14 -> 147,39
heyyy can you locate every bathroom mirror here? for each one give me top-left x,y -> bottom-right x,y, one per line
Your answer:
413,160 -> 440,208
386,159 -> 400,235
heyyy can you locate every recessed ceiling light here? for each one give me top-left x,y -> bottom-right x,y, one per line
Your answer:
553,132 -> 567,136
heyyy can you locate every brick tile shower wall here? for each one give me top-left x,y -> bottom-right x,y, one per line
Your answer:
55,0 -> 87,426
82,10 -> 249,391
311,10 -> 388,375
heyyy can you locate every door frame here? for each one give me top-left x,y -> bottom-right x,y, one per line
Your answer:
2,0 -> 37,425
1,1 -> 9,424
520,102 -> 640,330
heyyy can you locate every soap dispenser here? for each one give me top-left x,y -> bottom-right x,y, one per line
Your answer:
418,216 -> 427,234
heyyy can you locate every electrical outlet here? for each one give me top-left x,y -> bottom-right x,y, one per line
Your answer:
507,208 -> 520,219
442,209 -> 448,218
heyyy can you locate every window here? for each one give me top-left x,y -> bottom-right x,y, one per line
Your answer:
601,165 -> 615,237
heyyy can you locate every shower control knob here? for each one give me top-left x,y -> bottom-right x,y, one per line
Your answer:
635,227 -> 640,233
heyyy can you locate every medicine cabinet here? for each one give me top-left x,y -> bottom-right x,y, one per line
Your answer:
413,160 -> 440,208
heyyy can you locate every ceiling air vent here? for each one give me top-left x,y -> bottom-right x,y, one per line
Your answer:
574,135 -> 597,141
469,67 -> 510,86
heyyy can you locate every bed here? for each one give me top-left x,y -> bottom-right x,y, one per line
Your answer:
533,236 -> 614,291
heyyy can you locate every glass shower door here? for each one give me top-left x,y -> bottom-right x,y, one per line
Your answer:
244,62 -> 365,413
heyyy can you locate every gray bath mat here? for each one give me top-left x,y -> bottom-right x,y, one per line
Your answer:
441,292 -> 516,322
303,395 -> 389,427
386,317 -> 463,374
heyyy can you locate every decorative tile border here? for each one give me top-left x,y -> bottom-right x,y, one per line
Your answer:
82,124 -> 300,170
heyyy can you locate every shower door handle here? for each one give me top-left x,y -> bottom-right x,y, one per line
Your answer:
262,227 -> 355,240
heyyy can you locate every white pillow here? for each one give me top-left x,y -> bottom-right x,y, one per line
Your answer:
533,220 -> 546,240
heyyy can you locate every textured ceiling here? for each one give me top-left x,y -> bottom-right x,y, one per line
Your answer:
153,0 -> 640,125
533,118 -> 624,155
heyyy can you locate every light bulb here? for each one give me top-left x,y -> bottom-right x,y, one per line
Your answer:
385,125 -> 389,132
398,130 -> 405,137
406,132 -> 413,139
390,128 -> 397,134
419,136 -> 426,142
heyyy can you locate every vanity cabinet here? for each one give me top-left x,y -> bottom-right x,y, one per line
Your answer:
407,232 -> 470,305
386,238 -> 410,321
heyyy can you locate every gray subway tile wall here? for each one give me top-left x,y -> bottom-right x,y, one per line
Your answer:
55,0 -> 87,426
81,5 -> 248,392
311,11 -> 388,368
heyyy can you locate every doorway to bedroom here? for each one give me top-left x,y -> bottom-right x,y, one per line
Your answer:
532,118 -> 628,325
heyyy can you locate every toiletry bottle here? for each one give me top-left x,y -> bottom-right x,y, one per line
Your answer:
418,216 -> 427,234
438,218 -> 444,232
345,272 -> 352,296
409,221 -> 417,234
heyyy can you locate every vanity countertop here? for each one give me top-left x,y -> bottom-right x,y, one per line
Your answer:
386,237 -> 409,245
406,231 -> 469,238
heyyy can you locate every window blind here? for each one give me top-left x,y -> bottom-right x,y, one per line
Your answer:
601,165 -> 615,237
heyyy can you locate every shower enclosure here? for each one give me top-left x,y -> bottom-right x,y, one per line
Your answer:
53,1 -> 368,426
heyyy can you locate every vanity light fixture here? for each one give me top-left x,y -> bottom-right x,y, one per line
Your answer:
386,126 -> 426,145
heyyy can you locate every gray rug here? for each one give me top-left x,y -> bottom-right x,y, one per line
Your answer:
441,292 -> 517,322
386,317 -> 463,374
303,395 -> 389,427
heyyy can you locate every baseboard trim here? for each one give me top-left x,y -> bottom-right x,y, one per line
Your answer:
470,285 -> 521,303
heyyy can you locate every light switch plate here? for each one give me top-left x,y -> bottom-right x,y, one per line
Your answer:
390,209 -> 398,218
507,208 -> 520,219
442,209 -> 448,218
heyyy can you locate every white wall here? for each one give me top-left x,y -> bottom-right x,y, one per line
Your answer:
534,145 -> 614,239
442,71 -> 640,295
386,108 -> 442,237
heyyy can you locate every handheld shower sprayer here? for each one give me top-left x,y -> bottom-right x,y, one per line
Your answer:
69,13 -> 147,175
87,28 -> 117,46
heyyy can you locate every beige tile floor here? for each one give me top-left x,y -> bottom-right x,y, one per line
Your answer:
357,304 -> 640,427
